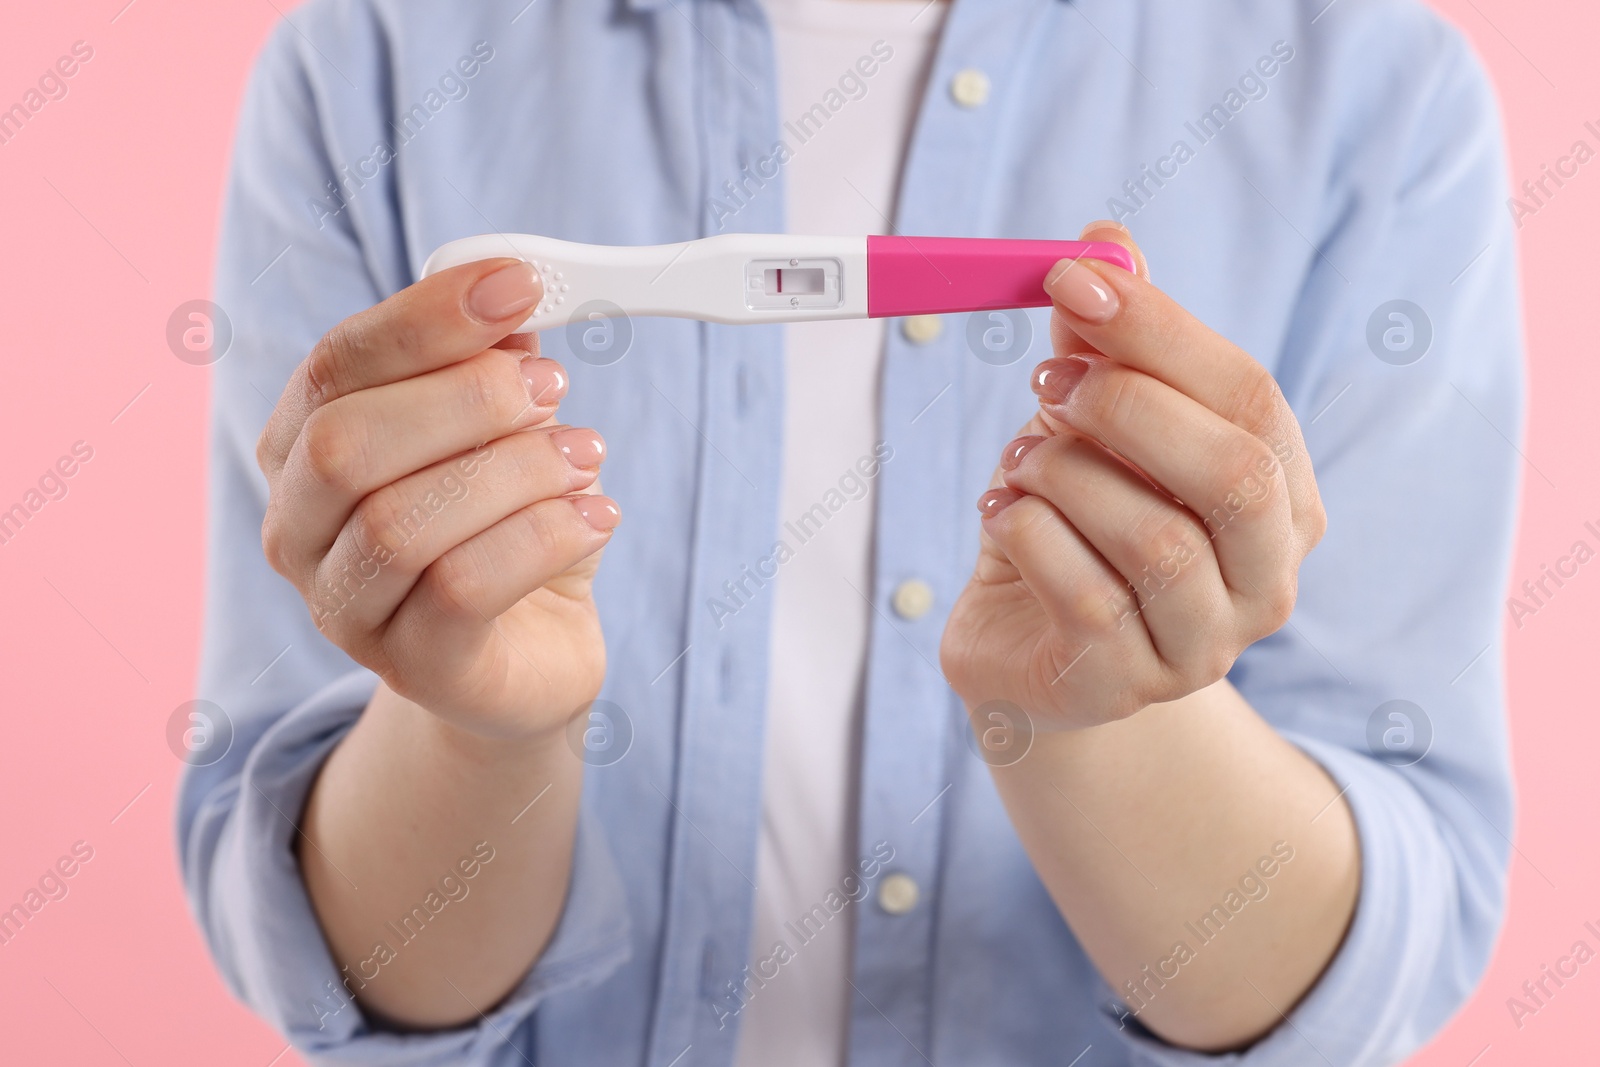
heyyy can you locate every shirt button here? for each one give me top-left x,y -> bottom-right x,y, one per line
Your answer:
901,315 -> 944,345
949,68 -> 991,109
892,578 -> 935,620
877,872 -> 920,916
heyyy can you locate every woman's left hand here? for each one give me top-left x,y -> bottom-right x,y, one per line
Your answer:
940,223 -> 1327,731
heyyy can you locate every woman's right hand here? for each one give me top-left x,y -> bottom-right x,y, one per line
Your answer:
256,259 -> 617,743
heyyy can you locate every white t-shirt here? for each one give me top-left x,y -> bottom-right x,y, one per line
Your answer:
738,4 -> 946,1065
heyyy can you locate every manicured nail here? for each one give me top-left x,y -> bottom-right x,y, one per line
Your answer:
1031,356 -> 1090,406
522,357 -> 568,408
572,495 -> 621,531
468,261 -> 541,323
1000,435 -> 1045,472
977,487 -> 1025,518
1044,259 -> 1119,323
1080,219 -> 1130,237
551,427 -> 605,469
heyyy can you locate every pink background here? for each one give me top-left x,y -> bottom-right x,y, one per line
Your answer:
0,1 -> 1593,1062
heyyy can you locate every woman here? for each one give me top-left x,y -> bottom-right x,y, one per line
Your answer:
180,0 -> 1522,1064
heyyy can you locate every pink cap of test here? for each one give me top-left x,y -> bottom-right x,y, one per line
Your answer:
865,235 -> 1136,319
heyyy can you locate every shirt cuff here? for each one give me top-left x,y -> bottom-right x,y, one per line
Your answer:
1098,734 -> 1458,1067
190,669 -> 633,1066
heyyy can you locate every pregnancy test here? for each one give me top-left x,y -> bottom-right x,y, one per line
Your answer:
421,233 -> 1134,332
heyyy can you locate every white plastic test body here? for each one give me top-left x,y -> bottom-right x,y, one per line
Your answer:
423,233 -> 864,330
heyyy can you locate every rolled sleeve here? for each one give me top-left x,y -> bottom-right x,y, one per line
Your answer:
183,671 -> 632,1066
1101,16 -> 1519,1067
177,15 -> 632,1063
1102,735 -> 1493,1067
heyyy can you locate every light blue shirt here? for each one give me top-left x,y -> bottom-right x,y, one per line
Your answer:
180,1 -> 1524,1064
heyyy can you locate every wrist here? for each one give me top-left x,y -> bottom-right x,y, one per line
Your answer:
958,688 -> 1149,742
368,682 -> 575,772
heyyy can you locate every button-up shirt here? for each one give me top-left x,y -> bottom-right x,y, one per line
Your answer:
179,1 -> 1524,1064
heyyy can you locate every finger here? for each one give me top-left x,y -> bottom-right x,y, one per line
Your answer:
265,351 -> 569,575
1041,229 -> 1295,450
1083,219 -> 1150,282
999,432 -> 1235,680
1030,354 -> 1299,598
383,492 -> 621,689
306,424 -> 605,643
258,259 -> 543,475
1048,222 -> 1148,358
971,410 -> 1054,571
975,487 -> 1159,674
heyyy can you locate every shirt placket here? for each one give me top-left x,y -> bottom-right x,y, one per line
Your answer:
848,2 -> 1059,1064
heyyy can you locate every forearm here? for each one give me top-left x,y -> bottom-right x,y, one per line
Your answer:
299,682 -> 582,1029
987,679 -> 1359,1052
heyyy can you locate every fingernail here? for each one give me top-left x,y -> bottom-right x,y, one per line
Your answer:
551,427 -> 605,470
522,357 -> 568,408
1031,356 -> 1090,406
977,487 -> 1025,519
572,495 -> 621,531
1000,435 -> 1045,472
1044,260 -> 1119,323
468,261 -> 541,323
1080,218 -> 1131,237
